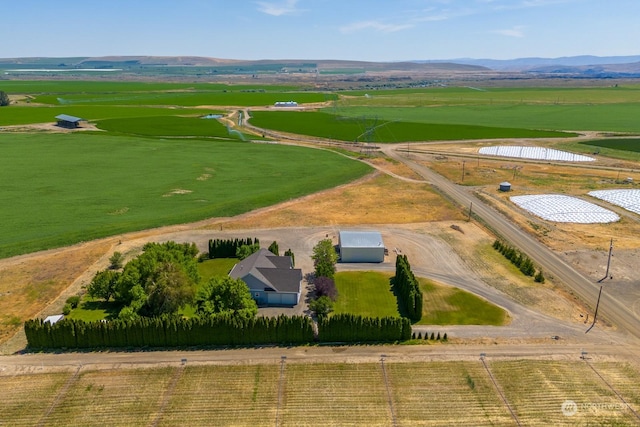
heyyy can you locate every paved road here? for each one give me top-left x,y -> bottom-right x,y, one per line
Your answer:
383,145 -> 640,340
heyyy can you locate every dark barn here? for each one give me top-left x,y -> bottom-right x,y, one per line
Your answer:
55,114 -> 84,129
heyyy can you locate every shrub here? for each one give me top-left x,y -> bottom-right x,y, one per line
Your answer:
66,296 -> 80,309
309,296 -> 334,318
109,251 -> 124,269
62,303 -> 72,315
314,276 -> 338,301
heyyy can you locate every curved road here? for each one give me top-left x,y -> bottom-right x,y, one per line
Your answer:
383,145 -> 640,340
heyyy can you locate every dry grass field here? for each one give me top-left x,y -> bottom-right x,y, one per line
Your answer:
2,359 -> 638,426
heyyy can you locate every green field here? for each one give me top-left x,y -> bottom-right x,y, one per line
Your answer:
96,116 -> 242,138
0,133 -> 371,258
248,110 -> 572,142
2,360 -> 638,426
579,138 -> 640,152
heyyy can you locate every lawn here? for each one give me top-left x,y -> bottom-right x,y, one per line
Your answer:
333,271 -> 400,318
0,133 -> 371,258
333,271 -> 506,325
417,279 -> 508,326
67,297 -> 122,322
197,258 -> 238,283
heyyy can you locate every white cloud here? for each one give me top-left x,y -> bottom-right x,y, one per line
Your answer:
340,20 -> 414,34
491,25 -> 526,37
255,0 -> 300,16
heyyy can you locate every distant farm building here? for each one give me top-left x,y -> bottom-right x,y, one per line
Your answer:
274,101 -> 298,107
338,230 -> 385,263
229,248 -> 302,307
55,114 -> 84,129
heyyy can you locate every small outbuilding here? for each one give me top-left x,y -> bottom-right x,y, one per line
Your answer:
274,101 -> 298,107
44,314 -> 64,325
338,230 -> 385,263
55,114 -> 84,129
499,181 -> 512,192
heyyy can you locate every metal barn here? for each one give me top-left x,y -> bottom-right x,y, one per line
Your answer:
338,230 -> 385,263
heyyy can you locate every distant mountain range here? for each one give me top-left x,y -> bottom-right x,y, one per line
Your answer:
2,55 -> 640,78
424,55 -> 640,75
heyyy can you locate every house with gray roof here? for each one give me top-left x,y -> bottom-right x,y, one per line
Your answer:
229,248 -> 302,307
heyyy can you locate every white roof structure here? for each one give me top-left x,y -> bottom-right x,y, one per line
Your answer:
44,314 -> 64,324
589,189 -> 640,215
511,194 -> 620,223
339,231 -> 384,248
479,146 -> 595,162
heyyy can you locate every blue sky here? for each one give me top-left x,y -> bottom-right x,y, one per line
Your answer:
3,0 -> 638,61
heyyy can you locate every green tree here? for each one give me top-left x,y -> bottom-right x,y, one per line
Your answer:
268,241 -> 279,256
66,295 -> 81,309
312,239 -> 338,279
0,91 -> 9,107
284,249 -> 295,266
309,295 -> 333,318
109,251 -> 124,269
143,262 -> 196,316
195,276 -> 258,319
236,244 -> 260,260
87,269 -> 121,302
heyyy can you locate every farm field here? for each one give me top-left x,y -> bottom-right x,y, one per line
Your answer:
248,110 -> 572,142
0,133 -> 371,258
2,359 -> 639,426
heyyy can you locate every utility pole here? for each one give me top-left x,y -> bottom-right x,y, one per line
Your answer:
587,238 -> 614,333
461,161 -> 466,182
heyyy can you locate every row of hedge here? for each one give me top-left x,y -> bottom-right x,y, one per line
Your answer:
492,240 -> 545,283
318,314 -> 411,342
394,255 -> 423,322
25,313 -> 412,349
208,237 -> 259,259
25,315 -> 312,349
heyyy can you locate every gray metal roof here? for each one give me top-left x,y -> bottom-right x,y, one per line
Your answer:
55,114 -> 83,122
339,230 -> 385,248
229,248 -> 301,293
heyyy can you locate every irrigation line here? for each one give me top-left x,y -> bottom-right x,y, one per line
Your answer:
38,364 -> 83,427
275,356 -> 287,427
480,358 -> 522,427
150,364 -> 185,427
380,356 -> 398,427
584,360 -> 640,421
